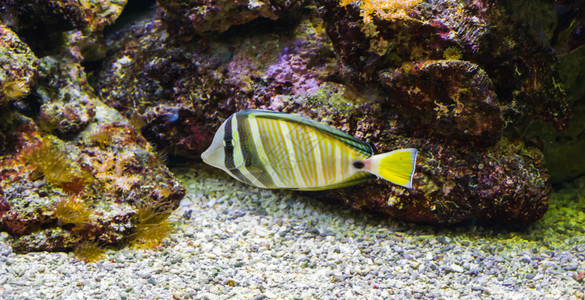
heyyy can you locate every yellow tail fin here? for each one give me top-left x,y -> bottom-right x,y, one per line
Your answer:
367,148 -> 417,188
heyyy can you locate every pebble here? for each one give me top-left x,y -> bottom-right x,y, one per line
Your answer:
447,264 -> 464,273
307,227 -> 320,235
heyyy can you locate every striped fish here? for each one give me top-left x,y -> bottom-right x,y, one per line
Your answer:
201,110 -> 417,190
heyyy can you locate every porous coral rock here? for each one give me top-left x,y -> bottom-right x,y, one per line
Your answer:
316,0 -> 570,131
33,56 -> 98,137
0,46 -> 184,254
157,0 -> 312,38
96,11 -> 337,157
1,0 -> 127,59
94,3 -> 553,225
0,23 -> 39,107
38,100 -> 96,137
380,60 -> 503,146
1,100 -> 185,252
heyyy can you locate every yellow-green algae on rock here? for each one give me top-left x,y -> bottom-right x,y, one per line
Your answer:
0,23 -> 39,106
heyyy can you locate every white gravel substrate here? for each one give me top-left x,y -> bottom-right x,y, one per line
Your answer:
1,162 -> 584,299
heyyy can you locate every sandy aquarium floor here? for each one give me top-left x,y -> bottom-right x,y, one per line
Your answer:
1,162 -> 585,299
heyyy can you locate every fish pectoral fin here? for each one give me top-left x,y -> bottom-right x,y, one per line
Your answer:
367,148 -> 418,188
246,166 -> 265,175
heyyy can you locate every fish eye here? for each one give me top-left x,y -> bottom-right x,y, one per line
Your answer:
223,138 -> 233,149
352,160 -> 365,169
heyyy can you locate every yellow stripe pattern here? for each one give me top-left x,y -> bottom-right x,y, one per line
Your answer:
247,115 -> 369,189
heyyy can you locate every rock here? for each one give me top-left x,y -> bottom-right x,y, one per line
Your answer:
0,24 -> 39,108
315,0 -> 569,131
93,1 -> 561,225
38,99 -> 96,137
157,0 -> 312,38
0,55 -> 186,251
0,2 -> 185,254
1,0 -> 127,59
380,60 -> 503,146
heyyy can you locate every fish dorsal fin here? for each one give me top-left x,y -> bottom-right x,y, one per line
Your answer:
241,109 -> 373,156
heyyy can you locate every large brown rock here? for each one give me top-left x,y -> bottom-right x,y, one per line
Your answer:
1,0 -> 127,59
94,0 -> 564,225
380,60 -> 503,147
0,55 -> 185,253
157,0 -> 312,38
315,0 -> 569,131
0,24 -> 39,108
0,1 -> 185,255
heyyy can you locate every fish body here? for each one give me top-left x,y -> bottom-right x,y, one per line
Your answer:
201,110 -> 417,190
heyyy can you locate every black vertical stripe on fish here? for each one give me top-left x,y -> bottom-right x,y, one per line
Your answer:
224,115 -> 235,169
223,115 -> 253,185
236,112 -> 275,188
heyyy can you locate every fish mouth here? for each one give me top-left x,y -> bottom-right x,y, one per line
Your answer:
200,149 -> 210,164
